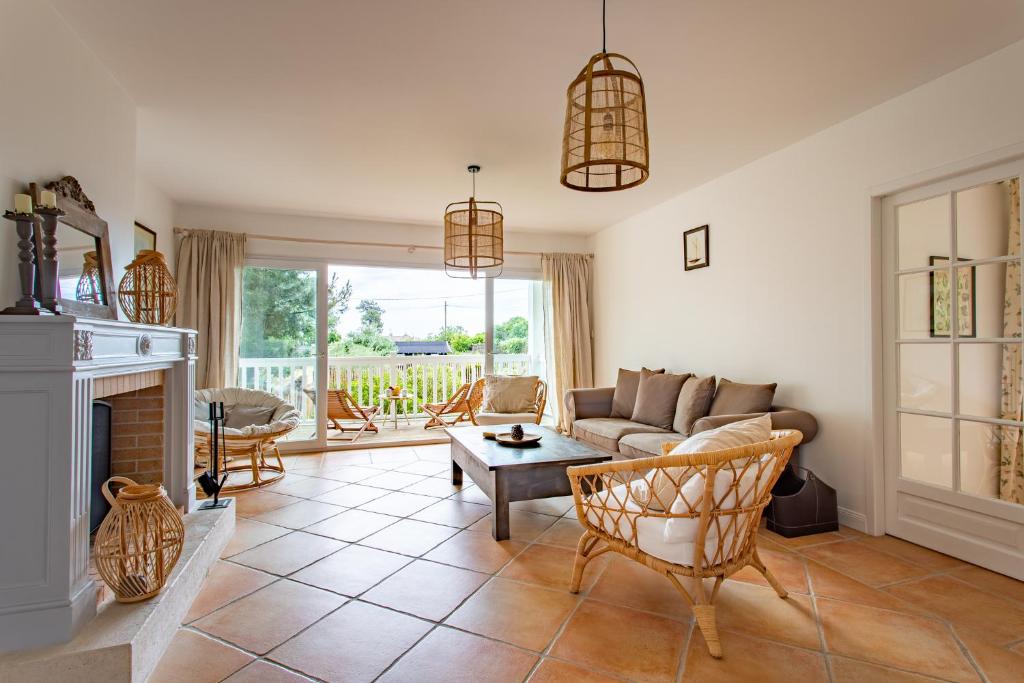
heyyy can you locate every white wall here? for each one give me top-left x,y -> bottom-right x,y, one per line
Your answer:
590,39 -> 1024,531
134,175 -> 176,263
175,204 -> 589,278
0,0 -> 137,310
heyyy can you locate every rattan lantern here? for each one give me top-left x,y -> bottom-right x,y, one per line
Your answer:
560,1 -> 649,192
444,165 -> 503,279
118,250 -> 178,325
76,250 -> 104,304
94,477 -> 185,603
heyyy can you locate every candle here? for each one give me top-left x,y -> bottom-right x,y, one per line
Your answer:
13,194 -> 32,214
39,190 -> 57,209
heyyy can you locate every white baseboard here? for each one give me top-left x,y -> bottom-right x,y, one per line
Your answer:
838,506 -> 868,533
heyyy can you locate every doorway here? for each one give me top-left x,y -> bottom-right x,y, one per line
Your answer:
881,159 -> 1024,578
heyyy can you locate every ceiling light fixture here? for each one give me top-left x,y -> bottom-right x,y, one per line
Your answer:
444,165 -> 503,279
560,0 -> 649,192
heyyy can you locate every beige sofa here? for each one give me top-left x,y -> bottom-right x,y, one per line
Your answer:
564,376 -> 817,460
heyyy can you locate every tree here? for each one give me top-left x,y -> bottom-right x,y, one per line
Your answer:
340,298 -> 395,356
430,326 -> 484,354
357,299 -> 385,333
327,273 -> 352,344
494,315 -> 528,354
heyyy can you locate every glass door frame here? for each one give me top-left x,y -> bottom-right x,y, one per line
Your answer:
243,257 -> 329,452
881,158 -> 1024,577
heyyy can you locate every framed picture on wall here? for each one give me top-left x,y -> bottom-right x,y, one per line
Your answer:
929,255 -> 976,338
134,222 -> 156,255
684,225 -> 709,271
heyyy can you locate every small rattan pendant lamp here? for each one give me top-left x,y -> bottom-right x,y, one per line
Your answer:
444,165 -> 503,279
560,0 -> 649,192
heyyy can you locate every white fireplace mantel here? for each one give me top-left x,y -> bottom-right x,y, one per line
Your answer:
0,315 -> 197,653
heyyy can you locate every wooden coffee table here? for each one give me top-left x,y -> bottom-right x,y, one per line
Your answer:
446,425 -> 611,540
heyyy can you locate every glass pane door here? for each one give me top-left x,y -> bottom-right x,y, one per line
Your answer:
238,265 -> 321,445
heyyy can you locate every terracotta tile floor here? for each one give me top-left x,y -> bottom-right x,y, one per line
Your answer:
155,444 -> 1024,682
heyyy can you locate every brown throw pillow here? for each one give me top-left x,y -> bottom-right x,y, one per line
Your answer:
610,367 -> 665,418
631,372 -> 690,429
708,378 -> 777,416
672,375 -> 717,435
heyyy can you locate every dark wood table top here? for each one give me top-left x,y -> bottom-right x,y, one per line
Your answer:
445,425 -> 610,471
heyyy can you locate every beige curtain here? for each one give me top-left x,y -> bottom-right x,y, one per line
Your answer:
175,229 -> 246,390
542,253 -> 595,432
1000,178 -> 1023,504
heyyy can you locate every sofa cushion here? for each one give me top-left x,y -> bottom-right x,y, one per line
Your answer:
573,417 -> 669,453
708,378 -> 777,416
474,412 -> 540,426
610,367 -> 664,419
673,375 -> 717,435
482,375 -> 539,413
618,431 -> 687,459
632,372 -> 690,429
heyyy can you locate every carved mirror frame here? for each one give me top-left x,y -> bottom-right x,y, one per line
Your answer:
30,177 -> 118,320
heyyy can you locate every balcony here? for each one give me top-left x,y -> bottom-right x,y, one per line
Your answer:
236,353 -> 537,446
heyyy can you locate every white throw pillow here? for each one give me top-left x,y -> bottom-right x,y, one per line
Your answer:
663,458 -> 766,544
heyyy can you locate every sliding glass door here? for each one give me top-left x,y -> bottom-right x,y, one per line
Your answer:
237,261 -> 327,448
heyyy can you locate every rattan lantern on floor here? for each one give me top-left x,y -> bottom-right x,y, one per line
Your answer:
560,0 -> 649,192
118,250 -> 178,325
444,165 -> 503,279
94,477 -> 185,603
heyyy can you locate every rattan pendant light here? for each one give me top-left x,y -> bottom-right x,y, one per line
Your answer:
444,165 -> 503,279
560,0 -> 649,192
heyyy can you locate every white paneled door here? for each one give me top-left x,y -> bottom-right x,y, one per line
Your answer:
882,159 -> 1024,579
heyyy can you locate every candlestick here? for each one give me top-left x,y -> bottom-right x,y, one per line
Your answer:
2,211 -> 44,315
13,194 -> 32,214
34,206 -> 65,313
38,190 -> 57,209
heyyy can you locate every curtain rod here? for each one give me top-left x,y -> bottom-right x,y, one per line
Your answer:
173,227 -> 593,258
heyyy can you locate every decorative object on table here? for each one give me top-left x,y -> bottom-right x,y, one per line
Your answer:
929,255 -> 976,338
33,191 -> 65,313
118,250 -> 178,325
560,0 -> 649,192
29,178 -> 117,319
196,401 -> 231,509
444,165 -> 503,279
2,194 -> 45,315
382,391 -> 412,430
684,225 -> 709,271
134,221 -> 157,255
510,424 -> 524,441
93,476 -> 185,603
765,466 -> 839,538
482,431 -> 497,440
194,387 -> 299,491
496,431 -> 542,447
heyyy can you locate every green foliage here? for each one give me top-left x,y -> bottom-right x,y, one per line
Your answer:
429,325 -> 484,353
338,298 -> 394,356
494,315 -> 528,354
240,268 -> 352,358
357,299 -> 385,333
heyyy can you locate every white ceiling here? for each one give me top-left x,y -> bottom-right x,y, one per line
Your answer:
51,0 -> 1024,234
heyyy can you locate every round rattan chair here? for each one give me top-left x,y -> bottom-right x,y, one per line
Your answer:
194,388 -> 300,492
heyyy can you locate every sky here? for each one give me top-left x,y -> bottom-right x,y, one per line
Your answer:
329,265 -> 532,339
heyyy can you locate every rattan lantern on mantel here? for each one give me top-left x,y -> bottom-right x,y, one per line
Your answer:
118,250 -> 178,325
444,165 -> 504,279
560,0 -> 649,192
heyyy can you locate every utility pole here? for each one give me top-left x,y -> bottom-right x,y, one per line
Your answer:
443,299 -> 448,332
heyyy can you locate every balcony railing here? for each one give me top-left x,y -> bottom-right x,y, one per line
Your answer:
237,353 -> 533,420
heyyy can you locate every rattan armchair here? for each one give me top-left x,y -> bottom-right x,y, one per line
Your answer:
567,429 -> 803,658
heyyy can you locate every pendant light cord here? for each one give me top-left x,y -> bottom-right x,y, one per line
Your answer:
602,0 -> 607,53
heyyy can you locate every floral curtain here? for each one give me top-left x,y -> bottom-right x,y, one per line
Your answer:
1000,177 -> 1023,504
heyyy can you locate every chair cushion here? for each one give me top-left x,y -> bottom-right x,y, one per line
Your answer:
474,412 -> 539,426
632,372 -> 690,429
618,431 -> 687,459
224,405 -> 276,429
573,418 -> 669,453
663,457 -> 765,544
610,367 -> 664,418
708,378 -> 777,416
194,387 -> 301,437
673,375 -> 717,435
482,375 -> 539,413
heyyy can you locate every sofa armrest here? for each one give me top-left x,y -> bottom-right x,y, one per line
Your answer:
690,407 -> 818,444
564,387 -> 615,424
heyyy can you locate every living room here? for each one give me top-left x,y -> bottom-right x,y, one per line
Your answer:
1,1 -> 1023,681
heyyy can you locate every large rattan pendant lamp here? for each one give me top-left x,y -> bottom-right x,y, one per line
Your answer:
444,165 -> 504,279
560,0 -> 649,192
